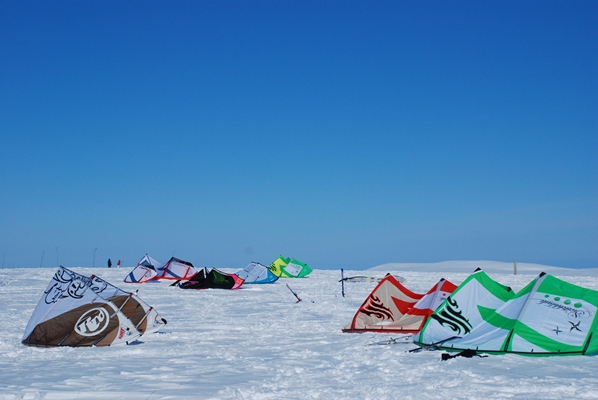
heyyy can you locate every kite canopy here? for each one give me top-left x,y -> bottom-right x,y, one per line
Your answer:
415,270 -> 598,356
343,275 -> 457,333
22,267 -> 165,347
414,269 -> 515,350
236,262 -> 279,284
268,256 -> 312,278
124,254 -> 198,283
123,254 -> 162,283
176,267 -> 244,290
281,259 -> 313,278
268,256 -> 291,277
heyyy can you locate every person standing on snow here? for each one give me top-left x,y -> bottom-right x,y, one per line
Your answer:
107,258 -> 112,268
117,260 -> 121,268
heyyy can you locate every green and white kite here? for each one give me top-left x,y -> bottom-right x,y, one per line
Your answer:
415,269 -> 598,356
268,256 -> 312,278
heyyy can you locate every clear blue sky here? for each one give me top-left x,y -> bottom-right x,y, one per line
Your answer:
1,1 -> 596,270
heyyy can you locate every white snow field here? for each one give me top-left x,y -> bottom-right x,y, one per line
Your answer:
2,262 -> 598,399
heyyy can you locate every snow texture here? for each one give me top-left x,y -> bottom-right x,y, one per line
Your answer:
1,262 -> 598,399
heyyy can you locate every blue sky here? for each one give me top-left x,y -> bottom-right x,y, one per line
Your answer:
1,1 -> 596,270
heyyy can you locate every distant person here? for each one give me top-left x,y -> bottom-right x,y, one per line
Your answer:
117,260 -> 121,268
107,258 -> 112,268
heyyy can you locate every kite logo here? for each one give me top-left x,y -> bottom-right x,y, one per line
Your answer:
553,326 -> 562,335
44,269 -> 90,304
283,263 -> 301,277
75,307 -> 110,337
361,295 -> 394,321
43,282 -> 66,304
430,296 -> 472,335
89,277 -> 108,295
538,297 -> 591,319
569,321 -> 582,332
66,278 -> 88,299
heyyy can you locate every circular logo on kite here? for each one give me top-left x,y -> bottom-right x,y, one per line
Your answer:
74,307 -> 110,336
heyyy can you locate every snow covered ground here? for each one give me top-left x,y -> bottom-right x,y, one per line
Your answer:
2,262 -> 598,399
370,260 -> 598,276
